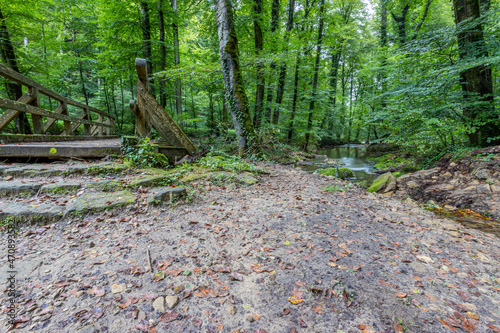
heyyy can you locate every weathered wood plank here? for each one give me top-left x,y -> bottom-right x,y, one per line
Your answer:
0,91 -> 37,131
30,88 -> 44,134
0,134 -> 119,143
137,80 -> 196,154
0,144 -> 121,158
0,98 -> 113,128
0,63 -> 115,120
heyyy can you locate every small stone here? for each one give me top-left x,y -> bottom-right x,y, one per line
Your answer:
111,283 -> 127,294
77,325 -> 99,333
137,310 -> 146,321
416,255 -> 434,264
226,305 -> 237,315
75,291 -> 84,297
153,297 -> 165,313
165,295 -> 179,310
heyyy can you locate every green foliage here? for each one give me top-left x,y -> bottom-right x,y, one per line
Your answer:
368,154 -> 413,170
196,152 -> 262,173
122,138 -> 170,168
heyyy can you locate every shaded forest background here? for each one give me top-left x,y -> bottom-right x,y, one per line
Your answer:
1,0 -> 499,156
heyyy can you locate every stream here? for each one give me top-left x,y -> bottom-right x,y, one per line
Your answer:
298,144 -> 377,187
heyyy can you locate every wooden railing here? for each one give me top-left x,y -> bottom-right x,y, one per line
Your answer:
130,58 -> 196,154
0,63 -> 115,137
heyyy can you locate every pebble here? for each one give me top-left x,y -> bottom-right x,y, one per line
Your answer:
226,305 -> 237,315
165,295 -> 179,310
153,296 -> 165,312
111,283 -> 127,294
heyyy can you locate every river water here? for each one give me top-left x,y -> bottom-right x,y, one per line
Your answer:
298,144 -> 377,187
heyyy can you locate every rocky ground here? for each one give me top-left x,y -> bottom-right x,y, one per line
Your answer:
0,162 -> 499,333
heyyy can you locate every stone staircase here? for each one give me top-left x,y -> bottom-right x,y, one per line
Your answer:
0,161 -> 186,224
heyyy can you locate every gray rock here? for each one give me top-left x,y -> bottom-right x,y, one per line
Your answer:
77,325 -> 99,333
153,297 -> 165,312
40,181 -> 82,194
473,168 -> 491,180
130,175 -> 166,188
226,305 -> 237,315
236,173 -> 258,185
165,295 -> 179,310
111,283 -> 127,294
148,187 -> 186,205
0,181 -> 42,196
65,190 -> 135,215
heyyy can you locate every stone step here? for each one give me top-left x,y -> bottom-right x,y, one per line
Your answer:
0,186 -> 187,224
0,182 -> 42,196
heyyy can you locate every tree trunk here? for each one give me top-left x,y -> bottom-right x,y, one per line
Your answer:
327,50 -> 341,133
303,0 -> 325,151
140,0 -> 154,96
287,52 -> 301,142
272,0 -> 295,125
172,0 -> 183,118
215,0 -> 259,155
0,7 -> 31,134
253,0 -> 264,129
391,5 -> 409,45
453,0 -> 498,146
158,0 -> 167,108
263,0 -> 280,124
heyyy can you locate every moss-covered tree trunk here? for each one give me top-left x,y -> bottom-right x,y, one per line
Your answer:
158,0 -> 167,108
140,0 -> 154,96
453,0 -> 498,146
253,0 -> 264,129
215,0 -> 259,155
263,0 -> 280,124
303,0 -> 325,151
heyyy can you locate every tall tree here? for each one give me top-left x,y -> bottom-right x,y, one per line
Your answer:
453,0 -> 499,146
158,0 -> 167,108
215,0 -> 259,154
303,0 -> 325,150
172,0 -> 183,117
253,0 -> 264,129
140,0 -> 154,95
272,0 -> 295,125
0,6 -> 31,134
263,0 -> 280,124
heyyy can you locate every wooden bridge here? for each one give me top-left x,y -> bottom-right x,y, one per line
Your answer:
0,59 -> 195,160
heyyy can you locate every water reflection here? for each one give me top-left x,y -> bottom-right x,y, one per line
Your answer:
298,145 -> 377,187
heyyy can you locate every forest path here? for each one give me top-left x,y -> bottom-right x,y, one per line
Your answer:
2,164 -> 500,333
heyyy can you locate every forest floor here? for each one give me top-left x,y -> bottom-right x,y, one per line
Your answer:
1,162 -> 500,333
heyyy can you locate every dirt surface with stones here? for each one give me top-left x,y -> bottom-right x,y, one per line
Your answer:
1,163 -> 500,333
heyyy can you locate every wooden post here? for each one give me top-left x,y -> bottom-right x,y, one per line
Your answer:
135,58 -> 152,137
106,117 -> 111,136
83,107 -> 91,136
29,87 -> 44,134
61,101 -> 71,135
96,113 -> 104,136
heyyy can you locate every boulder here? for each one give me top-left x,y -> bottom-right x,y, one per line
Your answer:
319,167 -> 354,180
66,190 -> 135,215
367,172 -> 397,193
148,187 -> 186,204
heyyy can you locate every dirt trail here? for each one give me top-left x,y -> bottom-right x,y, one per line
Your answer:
1,164 -> 499,333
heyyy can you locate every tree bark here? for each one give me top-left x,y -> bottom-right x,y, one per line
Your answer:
303,0 -> 325,151
263,0 -> 280,124
172,0 -> 183,118
287,52 -> 301,142
158,0 -> 167,108
272,0 -> 295,125
253,0 -> 264,129
453,0 -> 498,146
327,51 -> 341,132
0,7 -> 31,134
215,0 -> 259,155
140,0 -> 154,96
391,5 -> 409,46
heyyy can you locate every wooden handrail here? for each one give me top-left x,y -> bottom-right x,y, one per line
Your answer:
0,99 -> 113,128
0,63 -> 115,120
